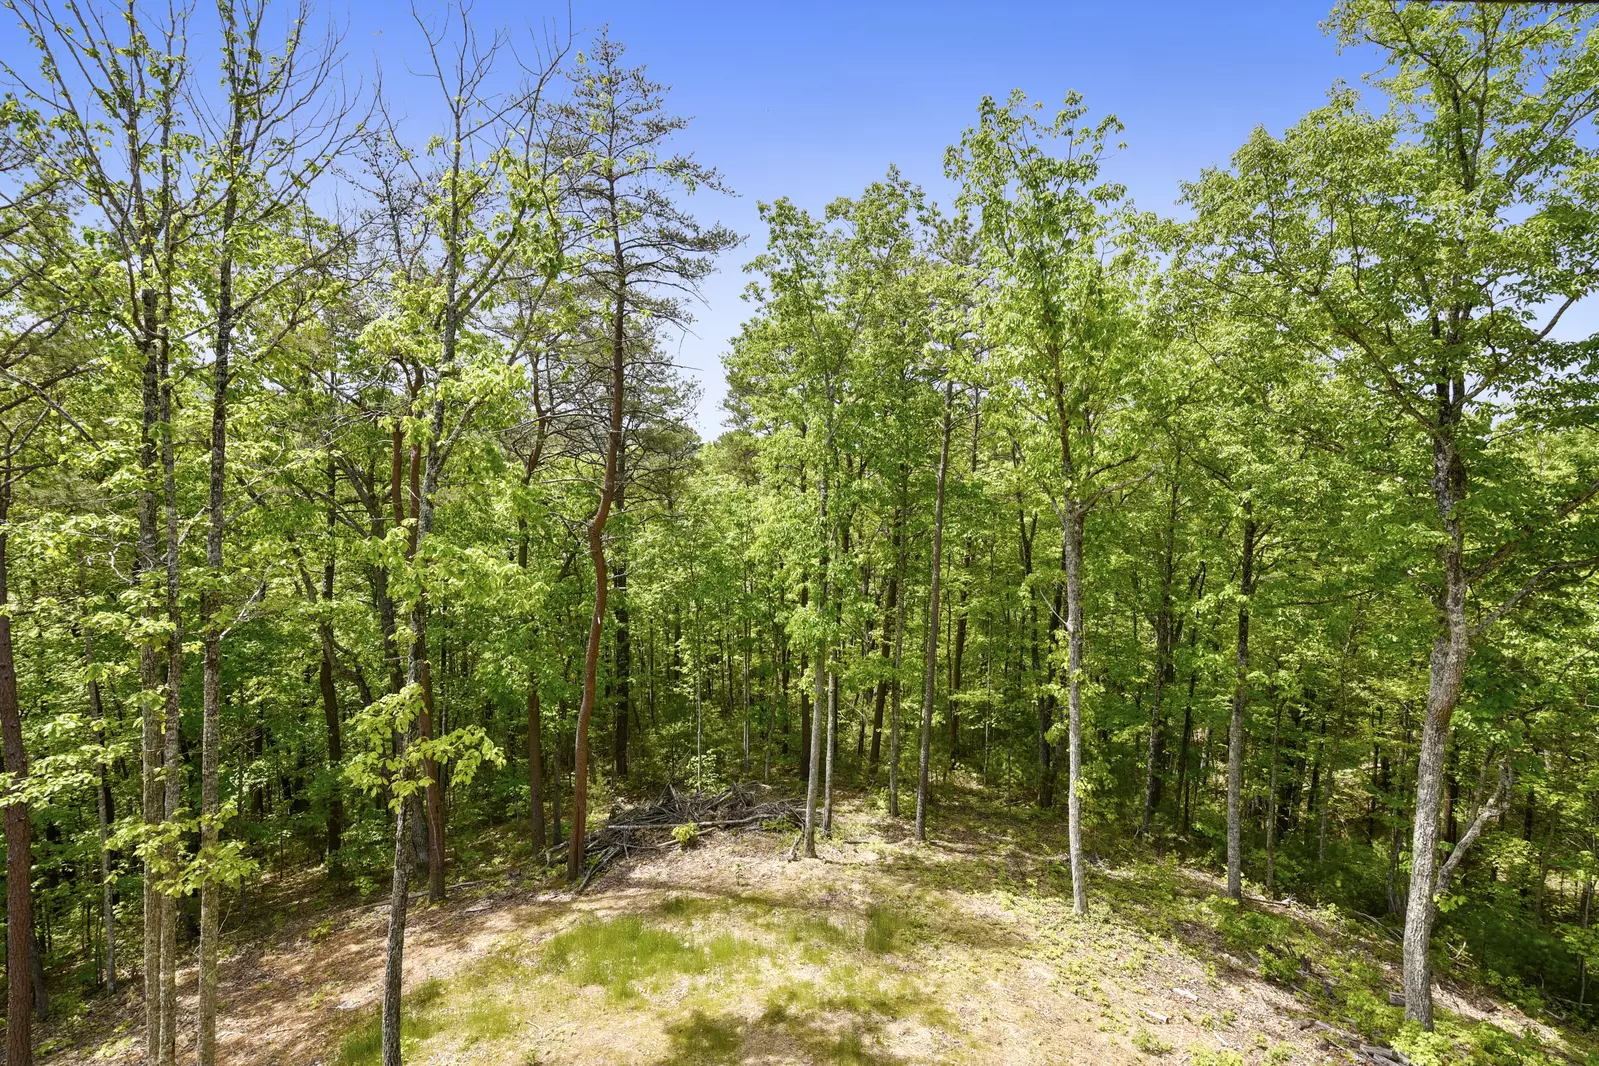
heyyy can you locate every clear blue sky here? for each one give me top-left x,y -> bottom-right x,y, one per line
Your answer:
344,1 -> 1379,434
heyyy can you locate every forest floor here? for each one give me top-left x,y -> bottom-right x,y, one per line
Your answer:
40,788 -> 1589,1066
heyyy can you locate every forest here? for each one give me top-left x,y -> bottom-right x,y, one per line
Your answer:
0,1 -> 1597,1064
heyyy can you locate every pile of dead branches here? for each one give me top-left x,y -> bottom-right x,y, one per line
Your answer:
545,782 -> 802,890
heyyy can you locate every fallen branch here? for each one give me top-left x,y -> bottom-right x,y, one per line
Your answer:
543,782 -> 802,890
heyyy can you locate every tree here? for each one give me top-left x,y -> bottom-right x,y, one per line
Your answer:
950,90 -> 1157,913
1186,0 -> 1599,1025
556,31 -> 735,880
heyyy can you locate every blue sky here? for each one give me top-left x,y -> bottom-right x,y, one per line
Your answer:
0,0 -> 1386,429
350,0 -> 1377,434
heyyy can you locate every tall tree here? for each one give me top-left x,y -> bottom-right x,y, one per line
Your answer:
1187,0 -> 1599,1025
558,32 -> 736,879
951,90 -> 1157,913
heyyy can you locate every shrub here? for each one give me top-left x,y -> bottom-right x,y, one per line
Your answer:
1132,1027 -> 1172,1055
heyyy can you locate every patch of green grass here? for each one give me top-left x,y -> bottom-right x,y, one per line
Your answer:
542,914 -> 755,1000
660,1009 -> 742,1064
335,979 -> 447,1066
864,903 -> 904,954
333,942 -> 536,1066
786,913 -> 855,961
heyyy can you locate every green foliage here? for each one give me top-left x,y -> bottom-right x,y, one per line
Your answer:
1132,1027 -> 1173,1056
1186,1051 -> 1244,1066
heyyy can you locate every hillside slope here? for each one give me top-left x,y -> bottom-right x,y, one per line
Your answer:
47,793 -> 1583,1066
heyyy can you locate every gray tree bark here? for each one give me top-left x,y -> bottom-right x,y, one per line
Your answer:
1226,506 -> 1256,902
1062,505 -> 1087,914
916,380 -> 955,842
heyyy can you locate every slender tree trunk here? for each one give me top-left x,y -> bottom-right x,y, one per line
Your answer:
917,381 -> 955,841
802,508 -> 828,857
870,528 -> 898,768
694,620 -> 704,794
763,625 -> 780,782
403,442 -> 448,905
798,647 -> 811,781
1227,506 -> 1256,901
800,407 -> 835,857
1141,473 -> 1179,836
1401,421 -> 1471,1029
551,706 -> 565,848
197,217 -> 233,1066
1265,700 -> 1283,898
822,666 -> 837,835
157,340 -> 182,1066
612,471 -> 631,780
741,618 -> 751,776
417,631 -> 446,903
318,463 -> 346,861
380,719 -> 415,1066
381,309 -> 455,1061
0,481 -> 34,1066
527,680 -> 545,852
1319,693 -> 1349,863
569,281 -> 625,879
86,633 -> 116,993
1062,505 -> 1087,914
888,518 -> 907,818
1175,660 -> 1197,834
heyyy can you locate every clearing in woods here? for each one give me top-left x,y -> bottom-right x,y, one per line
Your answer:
47,791 -> 1578,1066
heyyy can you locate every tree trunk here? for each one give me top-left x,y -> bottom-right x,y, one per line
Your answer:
1227,506 -> 1256,901
318,464 -> 346,861
158,340 -> 182,1066
0,481 -> 35,1066
1062,505 -> 1087,914
527,680 -> 545,852
1265,700 -> 1283,898
802,529 -> 827,855
1319,692 -> 1350,863
741,619 -> 751,776
551,708 -> 565,848
380,721 -> 415,1066
1401,417 -> 1471,1029
870,528 -> 897,769
612,471 -> 631,780
888,505 -> 907,818
798,575 -> 811,782
822,666 -> 837,835
569,280 -> 625,880
86,633 -> 116,993
917,381 -> 955,841
1175,659 -> 1197,834
197,236 -> 232,1066
417,634 -> 446,903
799,411 -> 834,856
694,623 -> 704,794
1141,472 -> 1179,836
